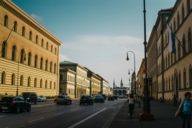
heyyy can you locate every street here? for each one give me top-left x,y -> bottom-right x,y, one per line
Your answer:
0,99 -> 126,128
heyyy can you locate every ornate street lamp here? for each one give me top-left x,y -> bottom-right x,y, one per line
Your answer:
139,0 -> 154,120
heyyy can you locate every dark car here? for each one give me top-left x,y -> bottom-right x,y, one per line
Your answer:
94,95 -> 105,103
108,96 -> 115,101
21,92 -> 37,104
80,95 -> 94,105
0,96 -> 31,113
55,95 -> 72,105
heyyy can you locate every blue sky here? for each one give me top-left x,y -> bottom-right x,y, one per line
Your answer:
13,0 -> 176,87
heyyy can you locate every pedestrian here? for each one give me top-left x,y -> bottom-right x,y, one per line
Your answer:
128,93 -> 135,119
175,92 -> 192,128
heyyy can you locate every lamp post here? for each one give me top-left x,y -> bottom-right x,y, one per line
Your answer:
139,0 -> 154,120
126,51 -> 136,94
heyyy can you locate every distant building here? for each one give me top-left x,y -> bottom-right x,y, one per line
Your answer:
0,0 -> 61,96
113,79 -> 129,97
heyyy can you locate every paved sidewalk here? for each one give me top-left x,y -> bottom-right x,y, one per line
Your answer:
110,100 -> 182,128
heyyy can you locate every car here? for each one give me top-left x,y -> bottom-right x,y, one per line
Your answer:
80,95 -> 94,105
21,92 -> 37,104
37,96 -> 47,102
94,95 -> 105,103
0,96 -> 31,113
108,96 -> 115,101
55,95 -> 72,105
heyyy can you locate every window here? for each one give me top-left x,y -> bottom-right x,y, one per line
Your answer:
20,49 -> 25,64
28,52 -> 31,66
34,78 -> 37,87
189,65 -> 192,88
45,80 -> 47,88
54,82 -> 56,89
28,77 -> 31,87
29,31 -> 32,40
1,71 -> 6,84
22,26 -> 25,36
46,42 -> 49,50
183,68 -> 186,89
20,75 -> 23,86
11,45 -> 16,61
41,39 -> 44,47
55,48 -> 57,55
188,28 -> 192,52
34,55 -> 38,68
182,4 -> 185,21
45,59 -> 48,71
13,21 -> 17,32
182,35 -> 186,55
11,74 -> 15,85
51,45 -> 53,52
50,81 -> 52,89
40,58 -> 43,69
40,79 -> 42,88
50,62 -> 52,72
2,41 -> 7,58
54,63 -> 56,73
187,0 -> 191,14
36,35 -> 38,44
4,15 -> 8,27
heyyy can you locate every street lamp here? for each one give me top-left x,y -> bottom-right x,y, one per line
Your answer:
126,51 -> 136,94
139,0 -> 154,120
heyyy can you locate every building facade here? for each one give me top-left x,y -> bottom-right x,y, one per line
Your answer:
0,0 -> 61,96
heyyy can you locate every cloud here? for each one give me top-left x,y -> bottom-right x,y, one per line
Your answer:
31,13 -> 43,22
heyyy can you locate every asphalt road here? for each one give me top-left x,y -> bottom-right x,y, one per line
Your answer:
0,99 -> 126,128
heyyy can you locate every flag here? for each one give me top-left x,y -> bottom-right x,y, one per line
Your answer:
167,24 -> 176,54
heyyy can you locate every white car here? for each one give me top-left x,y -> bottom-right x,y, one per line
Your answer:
37,96 -> 47,102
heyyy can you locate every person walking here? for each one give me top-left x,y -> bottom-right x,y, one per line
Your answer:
175,92 -> 192,128
128,93 -> 135,119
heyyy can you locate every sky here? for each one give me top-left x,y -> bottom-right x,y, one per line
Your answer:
12,0 -> 176,87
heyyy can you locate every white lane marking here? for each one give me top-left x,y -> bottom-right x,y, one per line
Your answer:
67,108 -> 107,128
28,117 -> 45,123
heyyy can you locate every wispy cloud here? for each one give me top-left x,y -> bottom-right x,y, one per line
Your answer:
31,13 -> 43,22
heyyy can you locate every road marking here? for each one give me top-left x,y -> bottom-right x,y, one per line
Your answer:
67,108 -> 107,128
28,117 -> 45,123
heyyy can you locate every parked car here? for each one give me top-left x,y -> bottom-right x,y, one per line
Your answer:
94,95 -> 105,103
108,96 -> 115,101
37,96 -> 47,102
21,92 -> 37,104
0,96 -> 31,113
80,95 -> 94,105
55,95 -> 72,105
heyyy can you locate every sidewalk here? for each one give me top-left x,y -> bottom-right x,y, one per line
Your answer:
110,100 -> 182,128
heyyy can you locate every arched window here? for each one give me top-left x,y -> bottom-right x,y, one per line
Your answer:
11,74 -> 15,85
40,79 -> 42,88
4,15 -> 8,27
36,35 -> 38,44
11,45 -> 16,61
28,77 -> 31,87
55,48 -> 57,55
1,71 -> 6,84
29,31 -> 32,40
28,52 -> 31,66
20,49 -> 25,64
13,21 -> 17,32
183,68 -> 187,89
40,57 -> 43,69
20,75 -> 23,86
50,81 -> 52,89
50,62 -> 52,72
54,82 -> 56,89
187,0 -> 191,14
34,55 -> 38,68
2,41 -> 7,58
51,45 -> 53,52
22,26 -> 25,36
188,28 -> 192,52
34,78 -> 37,87
189,65 -> 192,89
45,59 -> 48,71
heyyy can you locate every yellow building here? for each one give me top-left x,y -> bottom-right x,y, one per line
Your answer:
0,0 -> 61,96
